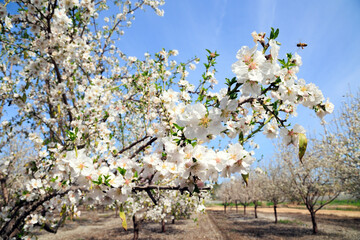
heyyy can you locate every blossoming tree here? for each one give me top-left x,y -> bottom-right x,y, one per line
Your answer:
277,141 -> 343,234
323,89 -> 360,199
231,177 -> 253,216
0,134 -> 36,210
0,0 -> 333,238
247,172 -> 264,219
216,179 -> 233,213
260,162 -> 288,223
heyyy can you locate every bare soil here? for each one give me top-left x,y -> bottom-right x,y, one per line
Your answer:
36,207 -> 360,240
35,210 -> 221,240
206,209 -> 360,240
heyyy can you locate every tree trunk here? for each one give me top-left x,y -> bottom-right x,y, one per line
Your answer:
235,200 -> 238,213
161,219 -> 166,232
133,215 -> 139,240
310,211 -> 318,234
115,205 -> 118,217
243,205 -> 246,215
254,204 -> 258,218
224,201 -> 227,213
172,218 -> 175,224
273,204 -> 278,224
0,177 -> 9,205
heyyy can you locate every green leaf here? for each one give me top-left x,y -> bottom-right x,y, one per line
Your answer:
298,133 -> 307,163
117,167 -> 126,176
242,173 -> 249,186
119,205 -> 127,231
274,28 -> 279,39
75,12 -> 81,21
97,175 -> 103,184
270,27 -> 275,39
22,93 -> 27,102
278,59 -> 286,66
50,176 -> 58,183
238,132 -> 244,144
173,123 -> 184,131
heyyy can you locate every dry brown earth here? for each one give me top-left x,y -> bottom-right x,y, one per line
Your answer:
35,207 -> 360,240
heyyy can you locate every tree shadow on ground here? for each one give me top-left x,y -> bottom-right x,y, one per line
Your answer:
208,210 -> 347,240
310,214 -> 360,230
278,212 -> 360,231
228,219 -> 342,239
98,221 -> 187,239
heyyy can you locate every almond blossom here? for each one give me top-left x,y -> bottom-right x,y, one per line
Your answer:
0,1 -> 334,238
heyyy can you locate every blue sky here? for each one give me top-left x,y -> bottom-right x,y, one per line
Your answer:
119,0 -> 360,162
3,0 -> 359,164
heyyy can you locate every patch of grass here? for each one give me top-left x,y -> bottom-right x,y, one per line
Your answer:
287,205 -> 360,211
327,199 -> 360,206
278,219 -> 291,224
212,203 -> 236,207
297,199 -> 360,207
333,207 -> 360,211
212,203 -> 229,207
278,219 -> 304,225
265,202 -> 288,207
293,199 -> 360,211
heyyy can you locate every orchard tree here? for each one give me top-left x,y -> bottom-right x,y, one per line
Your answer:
261,162 -> 288,223
278,141 -> 343,234
232,178 -> 252,215
0,133 -> 36,209
0,0 -> 333,238
218,172 -> 263,217
324,89 -> 360,199
120,190 -> 207,239
217,180 -> 233,213
248,171 -> 265,219
230,172 -> 265,217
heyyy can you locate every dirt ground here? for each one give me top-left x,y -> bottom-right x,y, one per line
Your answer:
206,209 -> 360,240
35,210 -> 221,240
35,207 -> 360,240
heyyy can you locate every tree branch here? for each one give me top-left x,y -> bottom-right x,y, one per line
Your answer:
41,212 -> 67,234
130,137 -> 157,159
116,135 -> 149,156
